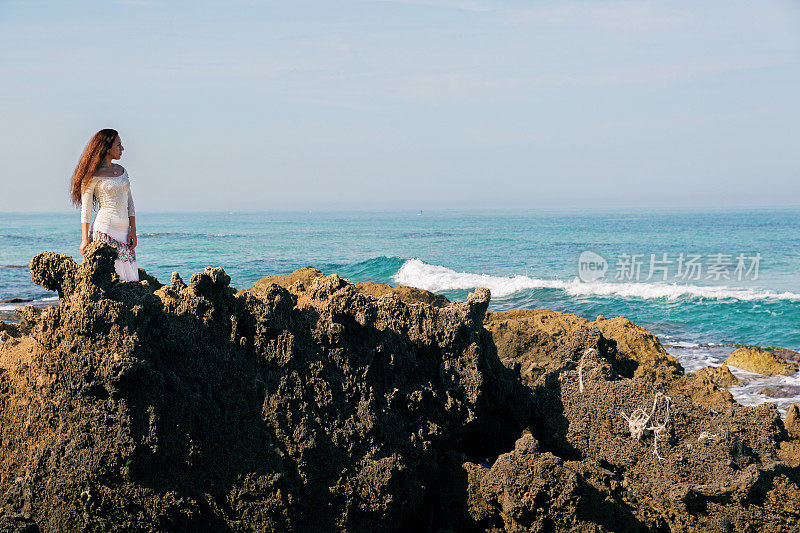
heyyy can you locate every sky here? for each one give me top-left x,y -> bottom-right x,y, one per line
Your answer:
0,0 -> 798,212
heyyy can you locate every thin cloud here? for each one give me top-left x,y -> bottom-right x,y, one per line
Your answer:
115,0 -> 155,6
510,1 -> 692,31
368,0 -> 490,12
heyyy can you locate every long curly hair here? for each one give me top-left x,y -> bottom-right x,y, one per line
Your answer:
69,129 -> 119,207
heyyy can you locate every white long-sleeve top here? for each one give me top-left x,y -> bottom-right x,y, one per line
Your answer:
80,170 -> 135,243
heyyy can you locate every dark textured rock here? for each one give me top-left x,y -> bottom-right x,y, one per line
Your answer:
516,326 -> 800,531
464,433 -> 646,531
0,247 -> 531,532
1,256 -> 798,532
0,514 -> 38,533
774,347 -> 800,363
0,321 -> 20,339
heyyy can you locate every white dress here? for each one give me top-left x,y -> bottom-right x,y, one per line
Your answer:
80,169 -> 139,282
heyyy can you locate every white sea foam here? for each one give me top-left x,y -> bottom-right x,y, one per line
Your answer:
727,370 -> 800,415
0,296 -> 58,312
392,259 -> 800,302
665,345 -> 734,373
669,341 -> 700,348
664,344 -> 800,415
392,259 -> 567,298
563,279 -> 800,301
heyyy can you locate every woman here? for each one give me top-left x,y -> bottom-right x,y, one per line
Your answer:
69,128 -> 139,282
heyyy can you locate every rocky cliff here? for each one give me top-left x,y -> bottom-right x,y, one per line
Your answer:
0,244 -> 797,532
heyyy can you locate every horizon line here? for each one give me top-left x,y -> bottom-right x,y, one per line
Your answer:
2,204 -> 800,216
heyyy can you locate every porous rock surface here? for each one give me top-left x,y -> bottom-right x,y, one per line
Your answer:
483,308 -> 741,411
483,310 -> 683,385
0,248 -> 798,532
433,325 -> 800,532
516,328 -> 798,532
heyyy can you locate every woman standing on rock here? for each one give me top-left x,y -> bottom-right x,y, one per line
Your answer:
69,128 -> 139,282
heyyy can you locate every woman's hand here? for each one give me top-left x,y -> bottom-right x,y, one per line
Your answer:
129,229 -> 137,251
80,238 -> 90,256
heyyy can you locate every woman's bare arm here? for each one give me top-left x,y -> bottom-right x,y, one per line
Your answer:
129,216 -> 137,250
79,178 -> 96,256
80,222 -> 91,255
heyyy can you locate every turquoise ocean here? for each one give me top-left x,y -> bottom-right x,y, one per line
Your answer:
1,208 -> 799,410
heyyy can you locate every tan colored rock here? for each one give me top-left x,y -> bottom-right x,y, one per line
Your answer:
593,316 -> 682,378
778,441 -> 800,468
696,365 -> 740,388
0,335 -> 34,371
785,403 -> 800,440
483,309 -> 582,371
670,365 -> 739,410
483,309 -> 682,384
724,347 -> 799,376
248,267 -> 450,307
250,266 -> 325,292
352,281 -> 450,307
